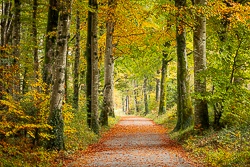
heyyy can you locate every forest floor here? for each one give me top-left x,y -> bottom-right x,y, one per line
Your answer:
66,116 -> 201,167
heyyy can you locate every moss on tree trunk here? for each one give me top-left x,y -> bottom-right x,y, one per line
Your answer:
174,0 -> 193,132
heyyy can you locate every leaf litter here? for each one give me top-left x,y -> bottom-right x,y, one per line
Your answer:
66,116 -> 202,167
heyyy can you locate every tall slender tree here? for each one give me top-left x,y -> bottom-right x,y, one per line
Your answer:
0,1 -> 13,102
13,0 -> 21,101
174,0 -> 193,131
193,0 -> 209,130
143,76 -> 150,115
47,0 -> 72,150
155,70 -> 160,102
101,0 -> 117,126
90,0 -> 99,134
86,0 -> 93,128
73,8 -> 81,109
158,44 -> 172,115
32,0 -> 39,84
43,0 -> 59,93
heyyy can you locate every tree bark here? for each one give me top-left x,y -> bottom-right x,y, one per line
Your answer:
133,80 -> 139,113
86,0 -> 93,128
65,51 -> 69,103
193,0 -> 209,130
12,0 -> 21,101
109,60 -> 115,117
174,0 -> 193,131
73,10 -> 80,109
43,0 -> 59,94
143,77 -> 150,115
0,1 -> 13,103
32,0 -> 39,83
47,0 -> 72,151
156,70 -> 160,102
101,0 -> 116,125
90,0 -> 99,134
158,53 -> 169,115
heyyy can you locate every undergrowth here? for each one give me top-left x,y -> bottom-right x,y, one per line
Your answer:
0,90 -> 121,167
148,105 -> 250,167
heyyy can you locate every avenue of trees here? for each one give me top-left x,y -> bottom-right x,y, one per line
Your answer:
0,0 -> 250,165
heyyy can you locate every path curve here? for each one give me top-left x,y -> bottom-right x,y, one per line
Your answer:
68,116 -> 199,167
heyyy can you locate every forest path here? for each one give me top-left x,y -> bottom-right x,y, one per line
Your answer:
67,116 -> 199,167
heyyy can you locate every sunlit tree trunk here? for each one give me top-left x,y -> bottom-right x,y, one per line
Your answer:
12,0 -> 21,101
90,0 -> 99,134
158,51 -> 169,115
47,0 -> 72,151
133,80 -> 139,113
174,0 -> 193,131
143,76 -> 149,115
101,0 -> 116,125
0,1 -> 13,102
193,0 -> 209,130
43,0 -> 59,94
109,60 -> 115,117
73,10 -> 80,109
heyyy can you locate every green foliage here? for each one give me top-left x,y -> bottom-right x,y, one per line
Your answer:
183,125 -> 250,166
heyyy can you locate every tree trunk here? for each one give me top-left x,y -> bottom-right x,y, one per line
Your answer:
73,10 -> 80,109
174,0 -> 193,132
0,1 -> 13,103
156,70 -> 160,102
12,0 -> 21,101
47,0 -> 72,151
133,80 -> 139,113
65,52 -> 69,103
32,0 -> 39,84
125,94 -> 129,114
90,0 -> 99,134
101,0 -> 116,125
109,60 -> 115,117
143,77 -> 150,115
158,53 -> 169,115
193,0 -> 209,130
86,0 -> 92,128
43,0 -> 59,94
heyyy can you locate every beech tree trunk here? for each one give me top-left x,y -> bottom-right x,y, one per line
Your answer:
156,70 -> 160,102
101,0 -> 116,125
13,0 -> 21,101
90,0 -> 99,134
73,10 -> 80,109
47,0 -> 72,151
32,0 -> 39,87
143,77 -> 150,115
0,1 -> 13,102
43,0 -> 59,94
133,80 -> 139,113
109,61 -> 115,117
158,52 -> 169,115
174,0 -> 193,131
193,0 -> 209,130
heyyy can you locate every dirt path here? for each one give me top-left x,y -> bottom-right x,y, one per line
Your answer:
68,116 -> 199,167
